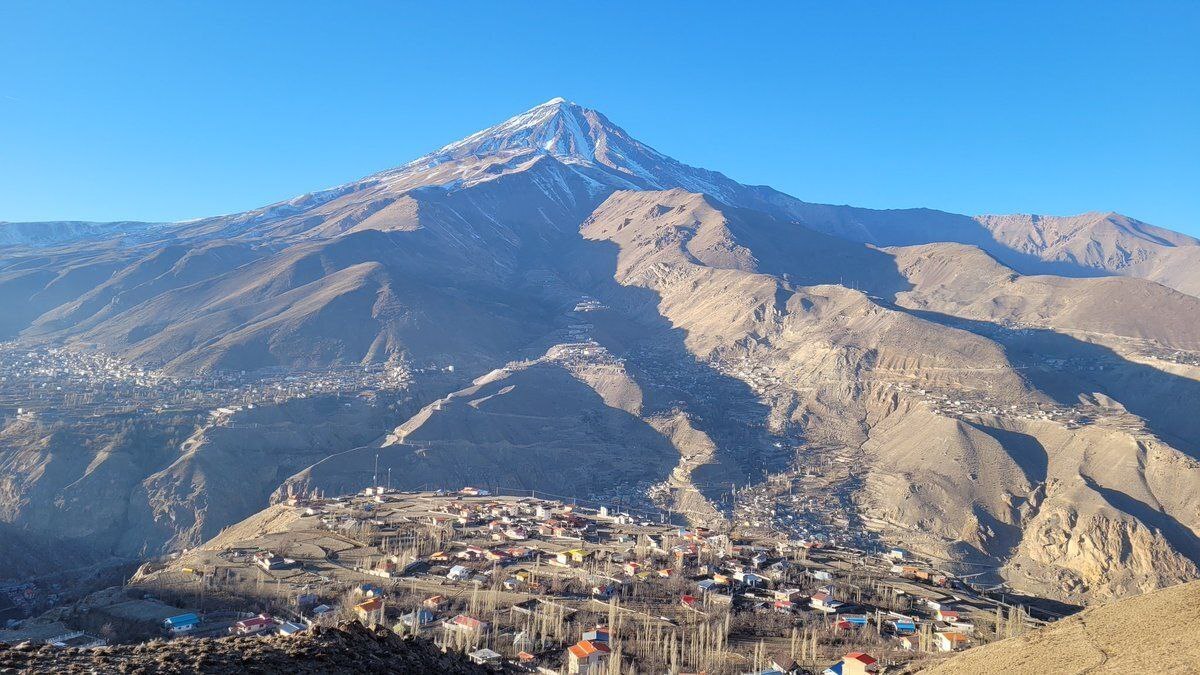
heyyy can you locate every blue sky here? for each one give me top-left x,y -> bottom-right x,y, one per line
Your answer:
1,2 -> 1197,233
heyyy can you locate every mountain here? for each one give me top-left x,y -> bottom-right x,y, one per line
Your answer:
975,211 -> 1200,295
2,98 -> 1199,604
916,580 -> 1200,674
0,220 -> 160,246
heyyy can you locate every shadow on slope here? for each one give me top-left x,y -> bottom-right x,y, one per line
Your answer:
967,423 -> 1049,488
289,362 -> 683,501
898,308 -> 1200,459
554,233 -> 793,504
762,197 -> 1112,280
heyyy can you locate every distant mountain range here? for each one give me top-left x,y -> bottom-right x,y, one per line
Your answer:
2,98 -> 1199,603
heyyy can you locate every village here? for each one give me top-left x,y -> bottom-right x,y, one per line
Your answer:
0,342 -> 419,423
0,486 -> 1071,674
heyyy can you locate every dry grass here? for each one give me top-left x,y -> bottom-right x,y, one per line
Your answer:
918,580 -> 1200,674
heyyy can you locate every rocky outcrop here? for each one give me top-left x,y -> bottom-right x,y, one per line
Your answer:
0,621 -> 496,674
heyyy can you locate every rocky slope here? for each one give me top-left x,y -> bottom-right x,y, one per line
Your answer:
577,190 -> 1200,600
976,212 -> 1200,295
0,621 -> 494,674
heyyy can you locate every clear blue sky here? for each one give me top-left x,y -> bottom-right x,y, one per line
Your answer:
2,2 -> 1197,233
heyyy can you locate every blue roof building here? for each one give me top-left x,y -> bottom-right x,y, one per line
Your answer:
163,613 -> 200,632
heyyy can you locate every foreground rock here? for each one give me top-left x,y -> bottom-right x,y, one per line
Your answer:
0,622 -> 494,674
915,580 -> 1200,674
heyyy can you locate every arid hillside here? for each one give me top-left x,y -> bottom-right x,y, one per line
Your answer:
916,580 -> 1200,674
2,98 -> 1199,605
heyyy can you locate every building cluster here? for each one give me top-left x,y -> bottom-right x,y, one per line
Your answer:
115,487 -> 1055,673
0,342 -> 414,422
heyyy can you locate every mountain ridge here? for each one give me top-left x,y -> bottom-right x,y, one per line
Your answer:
2,98 -> 1199,605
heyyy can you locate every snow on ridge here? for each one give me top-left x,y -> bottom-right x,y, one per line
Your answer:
356,98 -> 745,202
177,98 -> 749,230
0,220 -> 166,247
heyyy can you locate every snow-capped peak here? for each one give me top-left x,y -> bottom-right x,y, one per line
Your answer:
383,98 -> 740,201
422,97 -> 600,164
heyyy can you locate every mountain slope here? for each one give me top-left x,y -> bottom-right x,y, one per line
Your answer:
2,98 -> 1199,604
580,189 -> 1200,600
976,211 -> 1200,296
916,580 -> 1200,674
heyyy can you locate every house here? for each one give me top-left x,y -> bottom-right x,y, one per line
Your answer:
887,618 -> 917,635
163,613 -> 200,634
809,591 -> 844,613
582,627 -> 609,643
833,614 -> 869,631
469,648 -> 503,665
935,631 -> 969,652
231,614 -> 275,635
447,565 -> 471,581
623,561 -> 641,576
423,595 -> 447,609
567,639 -> 611,674
823,652 -> 878,675
935,608 -> 960,623
397,608 -> 436,629
774,588 -> 802,602
770,654 -> 800,674
843,652 -> 878,675
254,552 -> 292,571
556,549 -> 588,565
310,604 -> 335,618
734,571 -> 767,587
277,621 -> 306,636
354,597 -> 385,628
449,614 -> 489,634
355,583 -> 383,598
